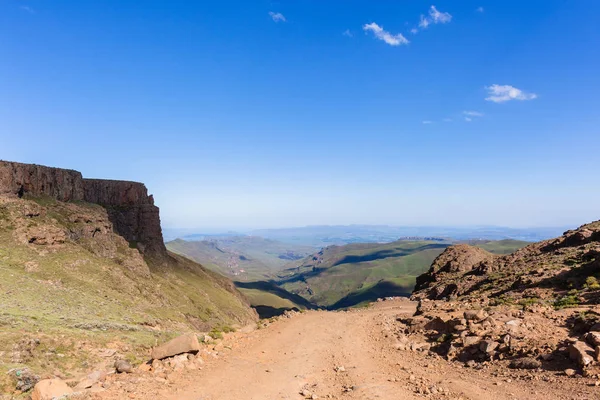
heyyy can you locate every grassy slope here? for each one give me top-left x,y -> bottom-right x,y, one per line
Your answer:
474,239 -> 531,254
278,241 -> 450,307
166,236 -> 315,281
0,196 -> 256,392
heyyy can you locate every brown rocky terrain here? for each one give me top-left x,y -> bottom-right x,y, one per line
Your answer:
400,221 -> 600,390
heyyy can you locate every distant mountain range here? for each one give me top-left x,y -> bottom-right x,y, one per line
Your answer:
164,224 -> 568,248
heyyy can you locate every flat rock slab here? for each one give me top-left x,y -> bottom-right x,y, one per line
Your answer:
151,333 -> 201,360
32,378 -> 73,400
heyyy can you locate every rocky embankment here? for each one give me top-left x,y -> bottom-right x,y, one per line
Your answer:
396,221 -> 600,387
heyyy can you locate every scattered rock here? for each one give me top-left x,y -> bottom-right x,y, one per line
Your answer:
509,357 -> 541,370
114,360 -> 134,374
565,369 -> 577,377
31,379 -> 73,400
75,370 -> 107,390
464,309 -> 487,322
8,368 -> 40,392
585,332 -> 600,347
568,341 -> 594,368
151,333 -> 201,360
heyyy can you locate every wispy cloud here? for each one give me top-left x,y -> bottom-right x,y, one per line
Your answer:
477,7 -> 485,13
463,110 -> 484,117
485,84 -> 538,103
269,12 -> 286,23
419,5 -> 452,29
410,28 -> 418,34
363,23 -> 409,46
415,5 -> 452,33
443,118 -> 453,122
20,5 -> 35,13
422,120 -> 434,124
343,29 -> 353,38
464,117 -> 472,122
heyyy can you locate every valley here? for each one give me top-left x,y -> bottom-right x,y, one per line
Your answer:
2,160 -> 599,400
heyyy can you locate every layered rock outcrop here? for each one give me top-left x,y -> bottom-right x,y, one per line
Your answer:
0,161 -> 84,201
0,160 -> 166,256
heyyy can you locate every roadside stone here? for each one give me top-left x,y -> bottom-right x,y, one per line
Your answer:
31,379 -> 73,400
74,370 -> 107,390
151,333 -> 201,360
114,360 -> 133,374
585,332 -> 600,347
464,310 -> 487,322
462,336 -> 480,347
167,354 -> 189,371
568,341 -> 594,367
479,340 -> 499,354
509,357 -> 541,370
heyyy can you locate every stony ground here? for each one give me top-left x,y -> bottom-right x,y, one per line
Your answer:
77,299 -> 600,400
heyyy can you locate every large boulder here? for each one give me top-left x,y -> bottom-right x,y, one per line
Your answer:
568,341 -> 594,367
31,379 -> 73,400
151,333 -> 201,360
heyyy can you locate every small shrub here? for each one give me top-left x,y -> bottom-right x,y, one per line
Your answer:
209,328 -> 223,340
554,295 -> 580,309
585,276 -> 600,290
519,297 -> 540,308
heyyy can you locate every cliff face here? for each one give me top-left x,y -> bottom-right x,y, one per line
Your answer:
0,161 -> 84,201
0,160 -> 166,256
83,179 -> 166,256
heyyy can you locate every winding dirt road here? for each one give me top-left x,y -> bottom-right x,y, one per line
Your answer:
98,299 -> 598,400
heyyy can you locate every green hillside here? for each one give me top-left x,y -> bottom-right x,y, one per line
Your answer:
474,239 -> 531,254
166,236 -> 315,281
277,241 -> 450,307
0,195 -> 257,392
276,239 -> 530,308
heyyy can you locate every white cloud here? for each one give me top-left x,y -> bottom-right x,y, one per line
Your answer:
463,110 -> 484,117
485,84 -> 538,103
269,12 -> 286,23
343,29 -> 353,38
422,120 -> 433,124
419,5 -> 452,30
443,118 -> 453,122
20,5 -> 35,13
410,28 -> 418,34
429,6 -> 452,24
477,7 -> 485,13
464,117 -> 472,122
363,23 -> 409,46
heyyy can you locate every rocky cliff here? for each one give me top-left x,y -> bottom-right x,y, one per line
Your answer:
0,160 -> 84,201
0,160 -> 166,256
83,179 -> 166,256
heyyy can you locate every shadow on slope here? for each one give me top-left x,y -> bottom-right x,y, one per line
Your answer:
329,279 -> 413,309
252,305 -> 300,319
234,280 -> 318,310
332,243 -> 449,267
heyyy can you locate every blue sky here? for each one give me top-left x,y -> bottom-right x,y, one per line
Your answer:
1,1 -> 599,230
